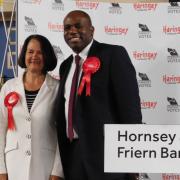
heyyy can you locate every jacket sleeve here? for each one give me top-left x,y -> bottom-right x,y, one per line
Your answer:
110,46 -> 142,124
0,85 -> 8,173
51,143 -> 64,178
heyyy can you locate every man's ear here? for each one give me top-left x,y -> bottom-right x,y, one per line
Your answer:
90,26 -> 95,36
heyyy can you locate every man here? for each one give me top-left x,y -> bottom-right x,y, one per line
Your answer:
55,10 -> 142,180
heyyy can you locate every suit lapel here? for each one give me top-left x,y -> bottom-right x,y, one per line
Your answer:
29,74 -> 51,114
57,56 -> 73,142
14,74 -> 29,114
87,40 -> 101,57
59,55 -> 73,94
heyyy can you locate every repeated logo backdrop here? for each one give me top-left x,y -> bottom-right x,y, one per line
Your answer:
18,1 -> 180,179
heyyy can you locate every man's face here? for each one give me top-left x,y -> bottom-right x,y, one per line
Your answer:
63,12 -> 94,54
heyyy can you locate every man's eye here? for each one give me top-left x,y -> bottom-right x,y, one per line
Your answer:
75,24 -> 81,29
64,25 -> 71,31
64,24 -> 81,31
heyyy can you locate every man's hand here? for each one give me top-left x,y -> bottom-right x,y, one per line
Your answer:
50,175 -> 64,180
0,174 -> 8,180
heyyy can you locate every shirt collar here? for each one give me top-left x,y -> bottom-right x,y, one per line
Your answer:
72,39 -> 93,63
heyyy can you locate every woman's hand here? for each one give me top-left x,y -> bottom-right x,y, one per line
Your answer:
50,175 -> 64,180
0,174 -> 8,180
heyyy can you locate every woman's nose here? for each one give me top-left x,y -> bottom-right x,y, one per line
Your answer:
32,51 -> 38,57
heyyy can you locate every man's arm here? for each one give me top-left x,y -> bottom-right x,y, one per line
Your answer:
110,46 -> 142,124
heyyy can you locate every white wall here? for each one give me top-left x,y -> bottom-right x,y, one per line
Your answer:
18,1 -> 180,179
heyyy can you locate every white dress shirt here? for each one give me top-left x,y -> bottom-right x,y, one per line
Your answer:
64,40 -> 93,138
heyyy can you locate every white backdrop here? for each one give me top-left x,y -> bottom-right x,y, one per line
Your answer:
18,1 -> 180,179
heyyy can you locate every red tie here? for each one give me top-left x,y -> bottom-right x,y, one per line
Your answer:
68,55 -> 81,141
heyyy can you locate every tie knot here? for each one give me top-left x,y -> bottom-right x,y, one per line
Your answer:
75,55 -> 81,65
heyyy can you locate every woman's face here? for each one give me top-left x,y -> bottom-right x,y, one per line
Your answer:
25,39 -> 44,73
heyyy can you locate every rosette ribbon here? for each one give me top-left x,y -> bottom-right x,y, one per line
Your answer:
4,92 -> 19,130
78,57 -> 100,96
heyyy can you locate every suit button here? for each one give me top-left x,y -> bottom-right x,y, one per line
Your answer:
26,134 -> 31,139
26,117 -> 31,121
25,150 -> 31,156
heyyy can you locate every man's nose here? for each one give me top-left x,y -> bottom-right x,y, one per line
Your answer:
69,26 -> 78,33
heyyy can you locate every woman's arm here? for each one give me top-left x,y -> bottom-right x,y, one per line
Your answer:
0,86 -> 8,174
51,143 -> 64,179
0,174 -> 8,180
49,175 -> 64,180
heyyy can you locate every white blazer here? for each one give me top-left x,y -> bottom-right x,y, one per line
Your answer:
0,73 -> 63,180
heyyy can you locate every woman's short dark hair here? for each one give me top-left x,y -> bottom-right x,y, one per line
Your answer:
18,34 -> 57,73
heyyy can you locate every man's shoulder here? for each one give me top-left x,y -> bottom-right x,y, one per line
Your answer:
94,40 -> 126,51
61,55 -> 72,67
59,55 -> 72,75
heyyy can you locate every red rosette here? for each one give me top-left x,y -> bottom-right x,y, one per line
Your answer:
4,92 -> 19,131
78,57 -> 100,96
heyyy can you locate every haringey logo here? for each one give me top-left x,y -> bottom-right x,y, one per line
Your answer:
112,3 -> 120,7
141,100 -> 157,109
168,48 -> 178,56
104,25 -> 128,35
22,0 -> 41,4
133,51 -> 157,61
167,48 -> 180,63
139,173 -> 151,180
168,1 -> 180,14
133,3 -> 157,11
163,75 -> 180,84
167,97 -> 180,112
169,2 -> 179,7
139,73 -> 149,81
48,22 -> 63,32
25,16 -> 35,26
53,45 -> 64,60
163,25 -> 180,35
75,0 -> 99,10
162,174 -> 180,180
138,72 -> 151,87
138,24 -> 151,38
49,45 -> 64,80
24,16 -> 37,32
55,0 -> 62,2
52,0 -> 64,11
139,24 -> 150,32
109,3 -> 122,14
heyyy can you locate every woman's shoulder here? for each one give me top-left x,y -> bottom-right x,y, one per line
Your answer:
1,77 -> 18,90
0,77 -> 20,99
46,73 -> 59,86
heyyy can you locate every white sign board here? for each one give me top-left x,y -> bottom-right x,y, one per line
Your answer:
104,124 -> 180,173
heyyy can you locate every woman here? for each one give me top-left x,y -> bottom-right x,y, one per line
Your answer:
0,35 -> 64,180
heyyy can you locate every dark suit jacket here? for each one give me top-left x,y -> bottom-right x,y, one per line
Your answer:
55,40 -> 142,180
